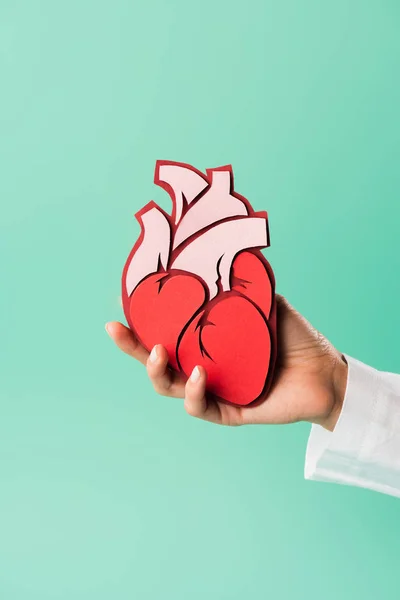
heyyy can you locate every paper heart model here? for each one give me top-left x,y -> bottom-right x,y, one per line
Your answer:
121,161 -> 277,407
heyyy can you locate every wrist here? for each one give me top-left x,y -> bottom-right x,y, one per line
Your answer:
322,354 -> 348,431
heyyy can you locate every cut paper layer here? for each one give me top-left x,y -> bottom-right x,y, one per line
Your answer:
125,203 -> 171,297
171,216 -> 268,300
231,251 -> 273,320
129,272 -> 206,371
177,294 -> 272,406
156,162 -> 208,225
171,168 -> 248,249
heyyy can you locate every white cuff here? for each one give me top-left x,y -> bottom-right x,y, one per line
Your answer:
305,355 -> 400,498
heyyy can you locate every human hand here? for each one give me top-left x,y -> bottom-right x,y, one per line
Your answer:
106,295 -> 347,431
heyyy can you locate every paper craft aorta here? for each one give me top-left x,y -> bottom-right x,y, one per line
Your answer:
121,161 -> 277,407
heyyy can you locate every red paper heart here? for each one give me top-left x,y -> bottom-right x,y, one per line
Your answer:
121,161 -> 277,407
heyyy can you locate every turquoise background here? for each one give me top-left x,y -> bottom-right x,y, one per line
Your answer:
1,1 -> 400,598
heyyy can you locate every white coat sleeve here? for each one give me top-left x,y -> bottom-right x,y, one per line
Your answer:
305,356 -> 400,498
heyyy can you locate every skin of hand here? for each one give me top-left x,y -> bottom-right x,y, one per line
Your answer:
106,295 -> 348,431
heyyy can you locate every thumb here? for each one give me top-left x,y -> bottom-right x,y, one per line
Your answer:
184,366 -> 208,418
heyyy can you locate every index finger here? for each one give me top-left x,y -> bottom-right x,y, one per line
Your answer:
106,321 -> 149,365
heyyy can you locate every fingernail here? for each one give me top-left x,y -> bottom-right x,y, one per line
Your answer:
190,366 -> 201,383
149,346 -> 158,363
105,323 -> 111,335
